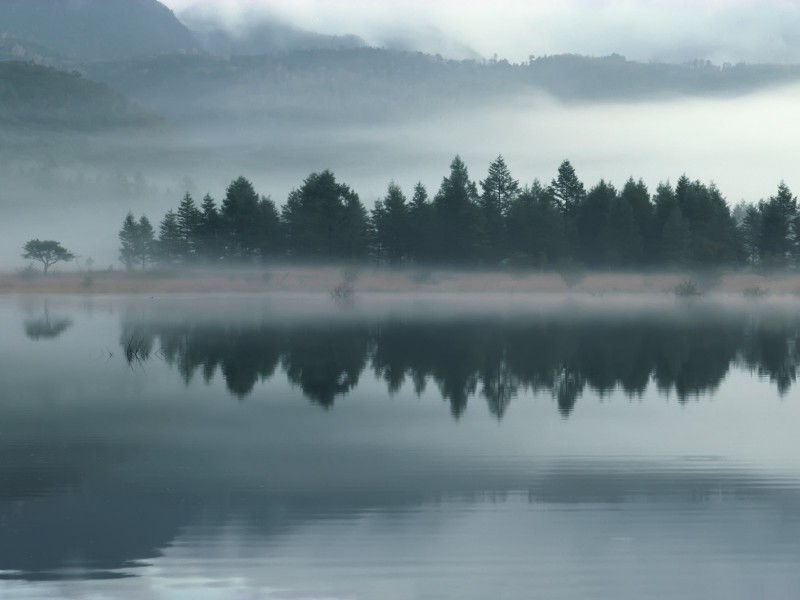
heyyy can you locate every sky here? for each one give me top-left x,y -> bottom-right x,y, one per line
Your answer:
161,0 -> 800,63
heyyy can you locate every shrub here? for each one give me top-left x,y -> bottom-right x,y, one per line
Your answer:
674,279 -> 702,298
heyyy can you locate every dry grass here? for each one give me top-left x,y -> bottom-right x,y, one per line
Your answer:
1,266 -> 800,297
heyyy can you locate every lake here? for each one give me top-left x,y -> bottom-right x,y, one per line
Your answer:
2,293 -> 800,599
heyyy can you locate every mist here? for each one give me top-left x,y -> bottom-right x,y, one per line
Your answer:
4,81 -> 800,271
165,0 -> 800,64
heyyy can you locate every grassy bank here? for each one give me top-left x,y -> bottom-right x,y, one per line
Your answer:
1,265 -> 798,296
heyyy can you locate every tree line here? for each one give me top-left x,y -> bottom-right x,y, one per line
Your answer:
119,156 -> 800,269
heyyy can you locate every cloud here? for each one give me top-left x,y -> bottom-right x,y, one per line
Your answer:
161,0 -> 800,63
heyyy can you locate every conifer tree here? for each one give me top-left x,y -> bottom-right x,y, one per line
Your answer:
282,170 -> 369,260
506,180 -> 566,266
432,156 -> 484,263
198,194 -> 223,261
176,193 -> 202,260
119,212 -> 139,270
480,155 -> 519,262
222,176 -> 263,259
137,216 -> 155,269
372,181 -> 410,265
661,206 -> 690,266
408,182 -> 434,263
158,210 -> 181,264
549,159 -> 586,215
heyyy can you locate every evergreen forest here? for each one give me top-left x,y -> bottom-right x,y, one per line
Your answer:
118,156 -> 800,270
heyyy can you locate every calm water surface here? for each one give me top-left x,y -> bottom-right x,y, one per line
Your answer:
1,294 -> 800,599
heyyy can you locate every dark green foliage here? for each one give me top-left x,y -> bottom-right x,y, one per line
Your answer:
432,156 -> 485,264
738,202 -> 762,266
157,210 -> 181,264
137,217 -> 156,269
759,182 -> 797,267
408,183 -> 435,263
119,212 -> 139,270
480,155 -> 519,262
607,193 -> 643,266
197,194 -> 224,262
506,181 -> 566,267
221,177 -> 263,259
575,180 -> 616,265
21,239 -> 75,274
661,206 -> 691,266
176,193 -> 202,260
620,178 -> 653,263
114,163 -> 799,272
372,182 -> 411,265
0,62 -> 161,132
549,160 -> 586,216
282,170 -> 369,261
673,176 -> 738,265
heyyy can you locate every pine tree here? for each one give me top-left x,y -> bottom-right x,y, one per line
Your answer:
432,156 -> 484,263
256,196 -> 283,259
480,155 -> 519,262
372,181 -> 410,265
119,212 -> 138,270
607,194 -> 643,266
176,192 -> 202,260
760,182 -> 797,266
620,178 -> 653,264
281,170 -> 369,260
576,179 -> 616,266
198,194 -> 223,262
661,206 -> 690,266
408,182 -> 434,263
133,216 -> 155,270
549,159 -> 586,215
506,180 -> 566,267
221,176 -> 263,259
158,211 -> 181,264
739,203 -> 762,266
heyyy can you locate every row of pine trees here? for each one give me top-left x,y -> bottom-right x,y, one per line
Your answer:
119,156 -> 800,270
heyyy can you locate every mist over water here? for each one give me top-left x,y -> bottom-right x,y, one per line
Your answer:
4,2 -> 800,597
2,296 -> 800,598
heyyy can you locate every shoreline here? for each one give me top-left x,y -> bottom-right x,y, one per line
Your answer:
0,266 -> 798,296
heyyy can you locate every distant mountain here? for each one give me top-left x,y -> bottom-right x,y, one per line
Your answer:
0,32 -> 68,66
180,11 -> 365,56
0,0 -> 198,61
0,61 -> 161,131
0,60 -> 178,177
84,49 -> 800,130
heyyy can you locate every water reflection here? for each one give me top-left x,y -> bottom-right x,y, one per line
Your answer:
121,311 -> 800,417
2,297 -> 800,597
23,301 -> 73,340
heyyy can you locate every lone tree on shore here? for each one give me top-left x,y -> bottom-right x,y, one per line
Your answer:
22,240 -> 75,274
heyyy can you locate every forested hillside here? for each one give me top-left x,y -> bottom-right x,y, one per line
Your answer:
0,0 -> 197,61
85,50 -> 800,128
0,62 -> 161,131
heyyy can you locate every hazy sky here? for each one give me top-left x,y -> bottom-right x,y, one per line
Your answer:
162,0 -> 800,63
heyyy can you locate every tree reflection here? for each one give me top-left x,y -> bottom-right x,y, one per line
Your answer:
23,302 -> 73,340
120,312 -> 800,417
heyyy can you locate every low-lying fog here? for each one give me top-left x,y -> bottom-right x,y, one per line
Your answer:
3,83 -> 800,270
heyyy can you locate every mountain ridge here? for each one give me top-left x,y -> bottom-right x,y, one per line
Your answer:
0,0 -> 198,61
